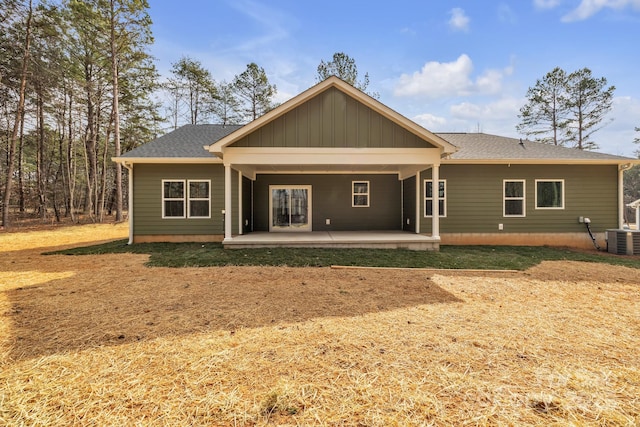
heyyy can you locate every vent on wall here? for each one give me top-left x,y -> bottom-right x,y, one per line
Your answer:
607,230 -> 640,255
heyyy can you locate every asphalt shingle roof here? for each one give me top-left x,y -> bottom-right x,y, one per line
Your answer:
120,124 -> 242,159
118,125 -> 634,163
437,132 -> 632,162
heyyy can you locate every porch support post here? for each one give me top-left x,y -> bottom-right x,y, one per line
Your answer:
238,171 -> 243,235
224,163 -> 232,241
415,170 -> 420,234
432,164 -> 440,239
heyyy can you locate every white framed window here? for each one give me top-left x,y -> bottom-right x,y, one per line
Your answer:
162,180 -> 186,218
504,180 -> 526,217
424,180 -> 446,217
162,179 -> 211,219
535,179 -> 564,209
188,180 -> 211,218
352,181 -> 370,207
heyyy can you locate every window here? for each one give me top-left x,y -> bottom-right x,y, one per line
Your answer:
424,180 -> 446,217
352,181 -> 370,207
162,179 -> 210,219
163,180 -> 185,218
504,180 -> 525,217
188,180 -> 211,218
536,180 -> 564,209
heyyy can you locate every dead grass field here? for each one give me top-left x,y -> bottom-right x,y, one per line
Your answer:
1,224 -> 639,426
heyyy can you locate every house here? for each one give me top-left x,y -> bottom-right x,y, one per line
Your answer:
114,77 -> 639,250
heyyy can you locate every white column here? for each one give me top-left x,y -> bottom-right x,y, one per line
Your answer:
432,164 -> 440,239
224,164 -> 232,241
415,170 -> 420,234
126,163 -> 134,245
238,171 -> 243,235
618,166 -> 625,229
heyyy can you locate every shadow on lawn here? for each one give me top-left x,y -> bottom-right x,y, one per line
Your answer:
3,254 -> 463,361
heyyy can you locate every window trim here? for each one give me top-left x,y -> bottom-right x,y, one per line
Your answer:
352,180 -> 370,208
503,179 -> 526,217
187,179 -> 211,219
162,179 -> 211,219
535,179 -> 565,210
162,179 -> 186,219
424,179 -> 447,218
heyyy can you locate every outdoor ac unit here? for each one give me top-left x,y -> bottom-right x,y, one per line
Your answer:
607,229 -> 640,255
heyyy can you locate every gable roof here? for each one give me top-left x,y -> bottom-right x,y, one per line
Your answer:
118,124 -> 241,161
439,133 -> 636,164
207,76 -> 458,155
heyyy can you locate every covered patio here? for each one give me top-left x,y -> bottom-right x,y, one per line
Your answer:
222,230 -> 440,250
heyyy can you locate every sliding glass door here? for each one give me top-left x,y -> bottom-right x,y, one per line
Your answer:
269,186 -> 312,231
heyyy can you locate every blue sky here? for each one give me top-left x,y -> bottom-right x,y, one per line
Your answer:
147,0 -> 640,157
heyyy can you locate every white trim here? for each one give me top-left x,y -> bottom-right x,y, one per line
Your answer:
113,157 -> 222,164
224,165 -> 232,240
161,179 -> 186,219
269,185 -> 312,232
503,179 -> 526,218
186,180 -> 211,219
443,159 -> 637,166
123,163 -> 134,245
351,181 -> 370,207
424,179 -> 447,218
431,166 -> 440,238
535,179 -> 565,210
222,147 -> 442,166
415,171 -> 420,234
238,173 -> 243,235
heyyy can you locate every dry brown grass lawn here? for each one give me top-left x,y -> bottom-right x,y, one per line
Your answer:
1,223 -> 639,426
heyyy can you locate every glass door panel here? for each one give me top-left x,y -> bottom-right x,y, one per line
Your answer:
269,186 -> 311,231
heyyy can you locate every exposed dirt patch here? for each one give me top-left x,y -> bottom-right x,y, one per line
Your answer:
1,224 -> 638,426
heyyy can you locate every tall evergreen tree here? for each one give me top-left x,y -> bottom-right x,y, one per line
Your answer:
564,68 -> 615,151
233,62 -> 276,122
517,67 -> 569,146
169,56 -> 217,125
1,0 -> 32,229
316,52 -> 377,98
517,67 -> 614,150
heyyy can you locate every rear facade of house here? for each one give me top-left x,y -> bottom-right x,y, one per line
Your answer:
116,77 -> 636,250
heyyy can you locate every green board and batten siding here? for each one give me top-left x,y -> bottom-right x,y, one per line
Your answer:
230,87 -> 437,149
132,164 -> 238,236
420,164 -> 619,234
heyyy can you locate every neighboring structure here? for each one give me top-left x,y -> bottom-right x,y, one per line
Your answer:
114,77 -> 639,250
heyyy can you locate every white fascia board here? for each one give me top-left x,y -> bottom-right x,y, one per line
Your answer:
223,147 -> 442,166
442,158 -> 637,166
112,157 -> 223,164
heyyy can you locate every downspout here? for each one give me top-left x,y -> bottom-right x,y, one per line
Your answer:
122,161 -> 134,245
619,163 -> 632,229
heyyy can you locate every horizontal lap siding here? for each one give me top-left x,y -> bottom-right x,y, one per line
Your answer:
253,174 -> 401,231
133,164 -> 225,236
421,164 -> 618,234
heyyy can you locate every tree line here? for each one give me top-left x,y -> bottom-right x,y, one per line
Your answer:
1,0 -> 637,228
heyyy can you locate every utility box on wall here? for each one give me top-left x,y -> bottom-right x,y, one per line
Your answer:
607,229 -> 640,255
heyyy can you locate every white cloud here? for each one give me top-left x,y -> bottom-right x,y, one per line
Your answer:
449,8 -> 470,32
394,55 -> 511,98
561,0 -> 640,22
498,3 -> 518,24
412,113 -> 448,129
533,0 -> 562,9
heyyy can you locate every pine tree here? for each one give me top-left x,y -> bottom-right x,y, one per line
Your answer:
517,67 -> 569,146
233,63 -> 276,122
